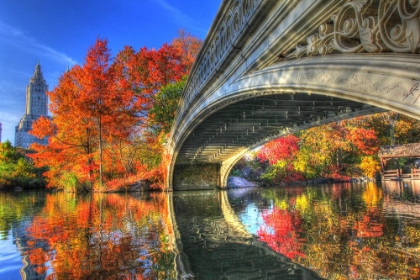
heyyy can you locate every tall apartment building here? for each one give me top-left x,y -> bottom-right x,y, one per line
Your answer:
15,63 -> 49,149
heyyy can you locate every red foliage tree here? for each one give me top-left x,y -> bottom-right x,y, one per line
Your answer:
348,127 -> 379,155
257,135 -> 300,165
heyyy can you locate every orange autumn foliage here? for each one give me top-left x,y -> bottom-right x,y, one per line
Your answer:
29,32 -> 202,191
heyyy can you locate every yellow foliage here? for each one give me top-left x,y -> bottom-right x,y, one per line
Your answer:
359,156 -> 381,178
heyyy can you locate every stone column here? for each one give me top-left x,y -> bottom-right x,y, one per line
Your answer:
173,163 -> 221,190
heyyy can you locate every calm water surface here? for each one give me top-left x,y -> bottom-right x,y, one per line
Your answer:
0,181 -> 419,279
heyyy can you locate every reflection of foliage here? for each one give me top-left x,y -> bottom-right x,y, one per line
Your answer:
362,182 -> 382,207
257,207 -> 305,259
295,194 -> 309,214
352,209 -> 383,238
23,192 -> 175,278
257,188 -> 308,259
255,184 -> 420,279
0,191 -> 45,239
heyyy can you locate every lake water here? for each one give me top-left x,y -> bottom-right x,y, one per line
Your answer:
0,181 -> 419,279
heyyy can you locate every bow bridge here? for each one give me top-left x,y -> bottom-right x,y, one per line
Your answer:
167,0 -> 420,191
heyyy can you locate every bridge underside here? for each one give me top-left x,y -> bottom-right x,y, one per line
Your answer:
172,93 -> 384,190
176,93 -> 383,164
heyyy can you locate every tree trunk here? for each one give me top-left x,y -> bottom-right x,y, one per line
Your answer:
98,114 -> 103,190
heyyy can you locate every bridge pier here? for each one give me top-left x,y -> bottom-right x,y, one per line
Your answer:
173,163 -> 221,191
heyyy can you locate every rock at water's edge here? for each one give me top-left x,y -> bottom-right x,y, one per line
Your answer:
227,176 -> 257,188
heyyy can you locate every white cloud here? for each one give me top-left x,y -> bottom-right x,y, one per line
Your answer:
0,66 -> 29,78
0,20 -> 77,66
154,0 -> 193,27
0,20 -> 22,36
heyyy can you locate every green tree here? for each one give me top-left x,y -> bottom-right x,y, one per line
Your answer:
0,141 -> 45,189
149,76 -> 186,134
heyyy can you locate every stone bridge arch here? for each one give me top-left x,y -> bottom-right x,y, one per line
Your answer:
167,0 -> 420,190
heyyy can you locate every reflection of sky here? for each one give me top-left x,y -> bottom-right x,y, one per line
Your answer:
0,230 -> 24,279
238,202 -> 272,235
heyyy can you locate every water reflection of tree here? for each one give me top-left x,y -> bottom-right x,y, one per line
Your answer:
256,184 -> 420,279
257,207 -> 305,259
23,192 -> 175,279
0,191 -> 45,240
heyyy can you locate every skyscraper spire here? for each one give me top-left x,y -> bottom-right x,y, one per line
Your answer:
33,61 -> 43,80
15,63 -> 49,148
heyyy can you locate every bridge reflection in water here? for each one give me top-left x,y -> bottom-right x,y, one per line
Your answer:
172,182 -> 420,279
172,190 -> 324,279
2,182 -> 419,279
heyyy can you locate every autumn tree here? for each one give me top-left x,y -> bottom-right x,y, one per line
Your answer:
360,156 -> 381,178
29,66 -> 94,191
254,118 -> 382,183
171,29 -> 203,74
257,135 -> 300,165
128,31 -> 201,189
256,135 -> 303,183
292,123 -> 351,180
30,32 -> 202,191
30,38 -> 144,191
81,39 -> 114,188
356,112 -> 420,146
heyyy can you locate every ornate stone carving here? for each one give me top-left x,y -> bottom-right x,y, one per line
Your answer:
286,0 -> 420,60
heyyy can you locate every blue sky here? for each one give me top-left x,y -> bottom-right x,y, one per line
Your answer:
0,0 -> 221,143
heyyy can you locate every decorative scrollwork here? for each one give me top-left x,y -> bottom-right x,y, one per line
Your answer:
286,0 -> 420,60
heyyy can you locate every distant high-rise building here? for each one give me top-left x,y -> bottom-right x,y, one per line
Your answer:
15,63 -> 49,149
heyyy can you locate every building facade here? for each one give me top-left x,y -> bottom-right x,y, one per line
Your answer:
15,63 -> 49,149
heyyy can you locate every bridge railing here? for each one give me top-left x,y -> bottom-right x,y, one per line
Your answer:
382,169 -> 401,181
412,168 -> 420,180
174,0 -> 263,127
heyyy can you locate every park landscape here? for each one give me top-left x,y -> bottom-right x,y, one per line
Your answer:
1,1 -> 420,279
